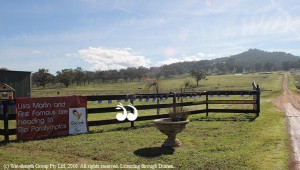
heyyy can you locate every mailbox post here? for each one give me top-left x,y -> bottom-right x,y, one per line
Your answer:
0,83 -> 15,141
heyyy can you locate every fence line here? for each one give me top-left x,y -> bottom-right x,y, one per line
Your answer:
0,87 -> 260,141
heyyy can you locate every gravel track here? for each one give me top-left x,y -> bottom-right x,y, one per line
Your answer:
276,73 -> 300,169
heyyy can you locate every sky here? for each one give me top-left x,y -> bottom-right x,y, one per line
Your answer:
0,0 -> 300,74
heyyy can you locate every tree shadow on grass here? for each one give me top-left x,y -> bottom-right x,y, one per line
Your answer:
89,123 -> 155,134
134,147 -> 175,158
192,114 -> 258,122
0,134 -> 71,146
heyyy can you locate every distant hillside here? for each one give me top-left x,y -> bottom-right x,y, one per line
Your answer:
213,48 -> 300,66
160,49 -> 300,76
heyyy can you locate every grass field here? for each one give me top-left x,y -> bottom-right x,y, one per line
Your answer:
31,72 -> 282,97
0,72 -> 290,169
290,71 -> 300,94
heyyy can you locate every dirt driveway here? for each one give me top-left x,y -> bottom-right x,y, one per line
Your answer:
276,73 -> 300,169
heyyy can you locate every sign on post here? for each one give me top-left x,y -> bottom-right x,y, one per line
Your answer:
16,96 -> 88,140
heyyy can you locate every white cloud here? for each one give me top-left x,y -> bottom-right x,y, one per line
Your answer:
158,52 -> 209,65
78,47 -> 150,70
32,50 -> 41,54
159,58 -> 181,65
65,53 -> 77,57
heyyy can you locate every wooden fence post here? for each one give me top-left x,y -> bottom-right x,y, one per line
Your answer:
130,95 -> 135,127
206,93 -> 209,117
172,93 -> 176,114
252,81 -> 257,111
256,85 -> 260,117
3,100 -> 9,141
156,95 -> 160,115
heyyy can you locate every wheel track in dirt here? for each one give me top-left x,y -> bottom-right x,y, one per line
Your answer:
276,73 -> 300,169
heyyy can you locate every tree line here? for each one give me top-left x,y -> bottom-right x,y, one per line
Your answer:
32,59 -> 300,88
30,49 -> 300,88
32,66 -> 154,88
32,66 -> 208,88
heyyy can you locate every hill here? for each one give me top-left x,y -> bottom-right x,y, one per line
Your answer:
213,48 -> 299,67
162,49 -> 300,75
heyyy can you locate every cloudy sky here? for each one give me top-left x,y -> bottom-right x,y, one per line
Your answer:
1,0 -> 300,73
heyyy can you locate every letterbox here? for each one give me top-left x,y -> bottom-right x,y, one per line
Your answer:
0,83 -> 15,100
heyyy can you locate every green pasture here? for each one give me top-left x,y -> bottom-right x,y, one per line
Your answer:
290,71 -> 300,94
0,72 -> 290,169
32,72 -> 281,97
